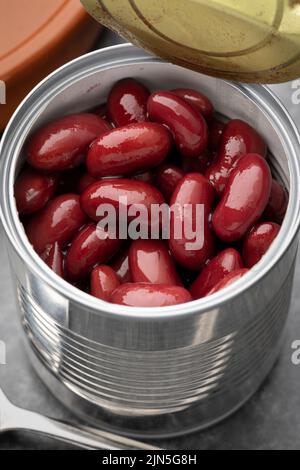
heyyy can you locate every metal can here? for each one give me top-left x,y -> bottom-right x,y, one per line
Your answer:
0,44 -> 300,438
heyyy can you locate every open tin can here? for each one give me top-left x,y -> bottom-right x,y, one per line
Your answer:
0,44 -> 300,438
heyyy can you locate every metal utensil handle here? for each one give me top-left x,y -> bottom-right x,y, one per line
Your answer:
6,405 -> 160,450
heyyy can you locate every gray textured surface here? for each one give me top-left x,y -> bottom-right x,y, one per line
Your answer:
0,28 -> 300,450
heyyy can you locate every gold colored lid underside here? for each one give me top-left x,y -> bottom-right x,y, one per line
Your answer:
82,0 -> 300,83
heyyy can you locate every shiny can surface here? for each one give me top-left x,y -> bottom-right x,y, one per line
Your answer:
0,44 -> 300,438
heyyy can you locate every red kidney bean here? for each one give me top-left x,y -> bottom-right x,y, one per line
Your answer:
264,179 -> 288,223
205,268 -> 249,296
66,223 -> 122,280
208,118 -> 225,151
111,247 -> 132,283
172,88 -> 214,121
155,164 -> 184,201
205,119 -> 267,195
87,123 -> 171,178
81,179 -> 165,226
41,242 -> 64,278
107,78 -> 150,127
111,283 -> 192,307
90,265 -> 120,301
212,154 -> 272,242
14,168 -> 59,214
27,113 -> 111,171
147,91 -> 208,158
181,149 -> 216,174
26,194 -> 86,254
129,239 -> 182,286
190,248 -> 243,299
77,173 -> 97,193
243,222 -> 280,268
169,173 -> 215,271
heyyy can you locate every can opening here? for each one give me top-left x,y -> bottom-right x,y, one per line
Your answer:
1,45 -> 300,319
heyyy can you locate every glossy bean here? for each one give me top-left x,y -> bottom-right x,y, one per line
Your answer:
111,283 -> 192,307
90,265 -> 120,301
41,242 -> 64,278
264,179 -> 288,223
169,173 -> 215,271
66,223 -> 122,280
27,113 -> 111,171
107,78 -> 150,127
87,123 -> 172,177
243,222 -> 280,268
26,194 -> 86,254
14,168 -> 59,214
205,268 -> 249,296
147,91 -> 208,158
206,119 -> 267,195
155,164 -> 184,201
212,154 -> 272,242
129,239 -> 182,286
172,88 -> 214,120
81,179 -> 165,226
190,248 -> 243,299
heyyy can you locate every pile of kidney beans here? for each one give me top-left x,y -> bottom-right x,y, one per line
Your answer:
14,78 -> 288,308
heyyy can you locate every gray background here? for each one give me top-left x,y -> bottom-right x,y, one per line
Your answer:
0,29 -> 300,450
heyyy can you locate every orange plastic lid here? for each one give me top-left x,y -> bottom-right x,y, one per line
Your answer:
0,0 -> 101,130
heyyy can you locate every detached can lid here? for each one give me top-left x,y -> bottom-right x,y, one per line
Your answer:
0,0 -> 101,130
82,0 -> 300,84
